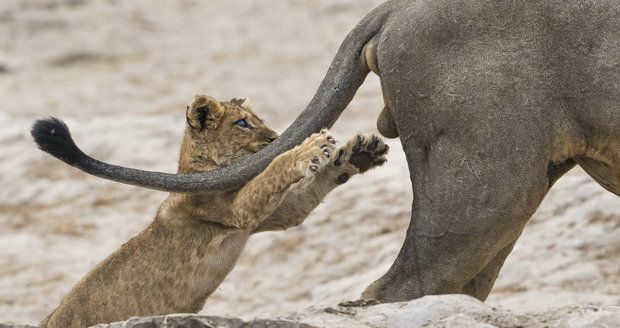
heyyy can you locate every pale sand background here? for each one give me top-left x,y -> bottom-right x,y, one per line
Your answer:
0,0 -> 618,325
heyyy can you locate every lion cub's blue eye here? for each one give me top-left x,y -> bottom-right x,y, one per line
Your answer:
234,119 -> 250,128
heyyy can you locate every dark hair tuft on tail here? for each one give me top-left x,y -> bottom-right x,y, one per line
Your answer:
31,117 -> 85,165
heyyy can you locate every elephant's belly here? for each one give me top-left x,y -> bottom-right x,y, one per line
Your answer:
575,146 -> 620,196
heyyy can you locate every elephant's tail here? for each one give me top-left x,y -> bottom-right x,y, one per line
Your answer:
31,6 -> 391,193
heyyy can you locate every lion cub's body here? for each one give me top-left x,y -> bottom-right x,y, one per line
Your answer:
45,217 -> 248,327
41,96 -> 388,328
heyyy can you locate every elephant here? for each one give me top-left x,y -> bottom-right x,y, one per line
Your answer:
32,0 -> 619,302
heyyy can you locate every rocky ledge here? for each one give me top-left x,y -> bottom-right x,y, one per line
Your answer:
2,295 -> 619,328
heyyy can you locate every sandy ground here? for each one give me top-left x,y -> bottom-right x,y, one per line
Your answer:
0,0 -> 618,325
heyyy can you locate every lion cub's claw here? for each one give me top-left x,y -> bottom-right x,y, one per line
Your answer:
297,129 -> 337,177
321,145 -> 332,158
309,156 -> 322,172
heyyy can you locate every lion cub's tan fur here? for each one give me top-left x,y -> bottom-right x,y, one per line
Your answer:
41,96 -> 388,328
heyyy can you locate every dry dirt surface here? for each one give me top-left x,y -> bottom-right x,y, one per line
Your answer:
0,0 -> 618,326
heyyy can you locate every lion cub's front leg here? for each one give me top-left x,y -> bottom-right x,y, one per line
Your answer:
230,129 -> 336,230
254,133 -> 389,232
331,133 -> 389,180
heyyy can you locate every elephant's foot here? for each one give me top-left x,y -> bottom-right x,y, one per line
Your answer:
361,274 -> 406,302
361,239 -> 518,303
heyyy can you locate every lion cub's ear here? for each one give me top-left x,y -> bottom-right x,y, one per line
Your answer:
186,95 -> 225,130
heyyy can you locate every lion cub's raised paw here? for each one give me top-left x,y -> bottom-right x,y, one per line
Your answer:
295,129 -> 337,177
335,133 -> 389,173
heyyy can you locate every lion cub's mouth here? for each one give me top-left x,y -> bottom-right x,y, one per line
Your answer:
243,142 -> 272,154
258,142 -> 272,150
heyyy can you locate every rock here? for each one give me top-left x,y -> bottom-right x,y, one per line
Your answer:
287,295 -> 536,328
530,305 -> 620,328
90,315 -> 316,328
3,295 -> 618,327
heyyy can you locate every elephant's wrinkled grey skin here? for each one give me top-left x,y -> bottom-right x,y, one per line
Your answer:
360,0 -> 620,302
32,0 -> 619,302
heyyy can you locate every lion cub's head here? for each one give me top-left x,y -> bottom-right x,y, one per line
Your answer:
178,95 -> 278,173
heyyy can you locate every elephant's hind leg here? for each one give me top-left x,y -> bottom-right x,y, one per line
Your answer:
461,240 -> 517,300
459,158 -> 578,300
362,135 -> 552,302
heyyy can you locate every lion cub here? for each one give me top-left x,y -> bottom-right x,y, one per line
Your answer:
40,96 -> 389,328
